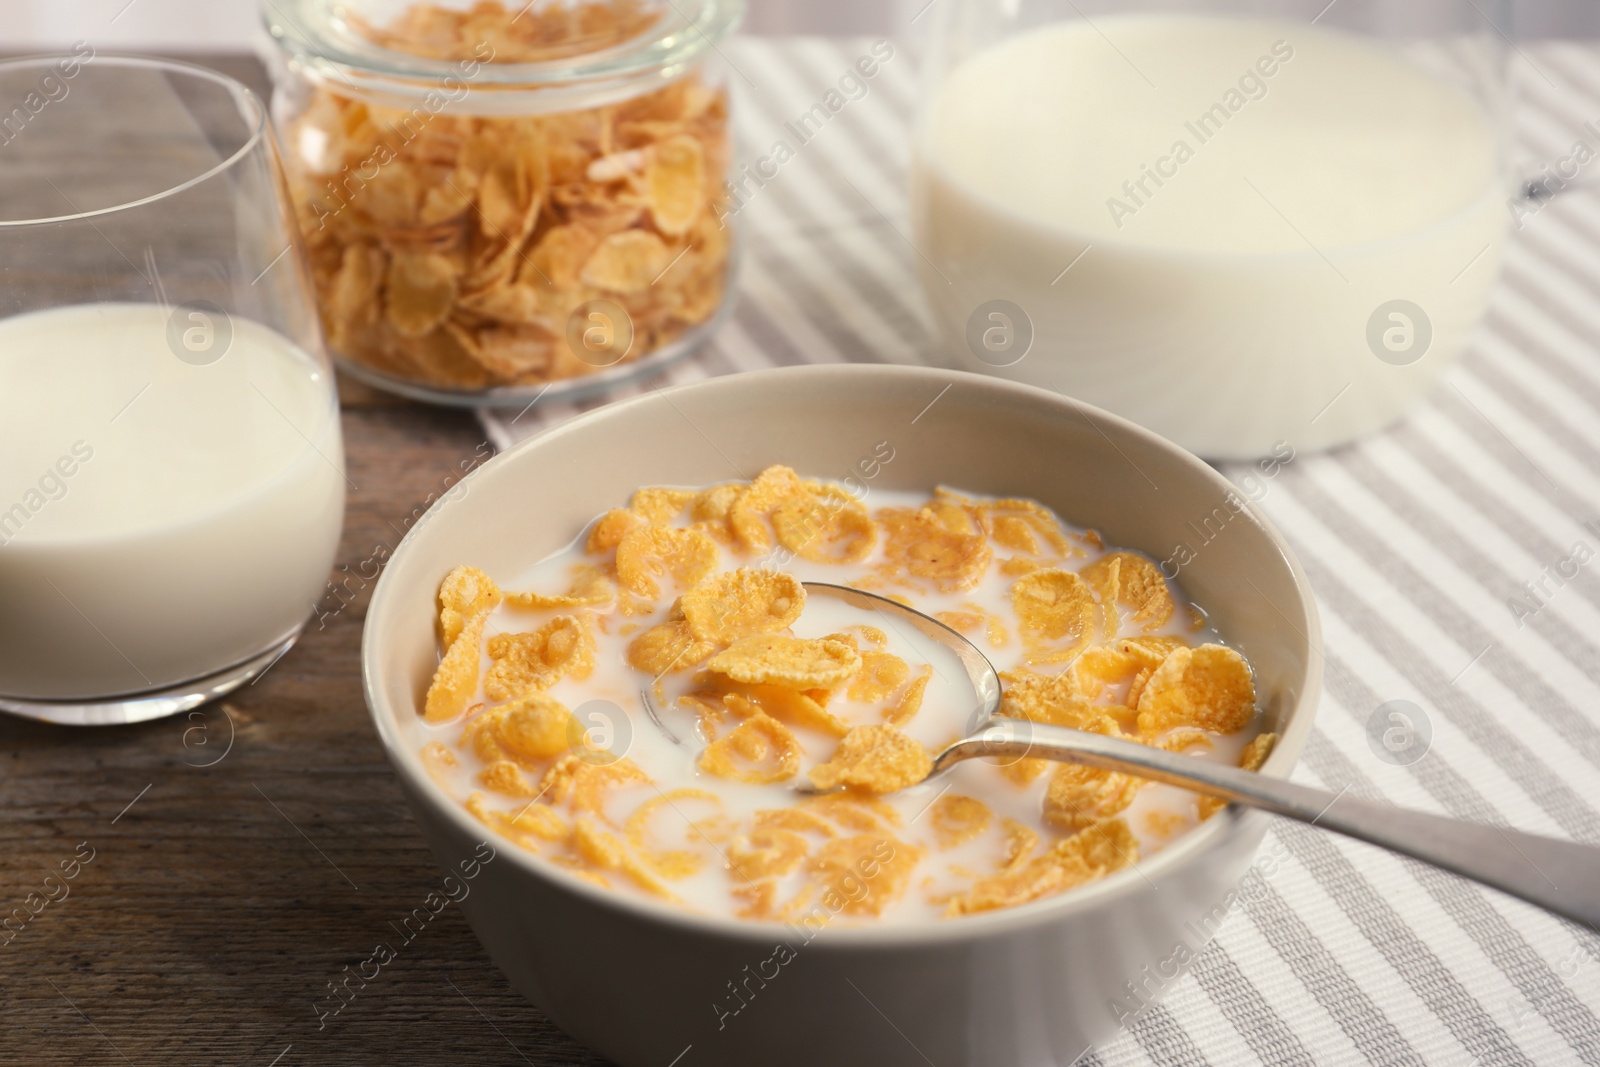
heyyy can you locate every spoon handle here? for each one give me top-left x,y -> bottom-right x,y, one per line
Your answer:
945,720 -> 1600,929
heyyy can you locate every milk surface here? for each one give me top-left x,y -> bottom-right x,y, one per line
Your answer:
0,303 -> 344,698
421,487 -> 1262,924
913,15 -> 1506,457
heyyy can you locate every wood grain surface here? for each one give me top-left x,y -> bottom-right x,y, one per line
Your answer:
0,53 -> 613,1067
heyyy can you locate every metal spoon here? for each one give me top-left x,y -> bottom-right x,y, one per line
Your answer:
801,582 -> 1600,930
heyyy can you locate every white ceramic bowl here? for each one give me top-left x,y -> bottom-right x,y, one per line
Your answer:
363,364 -> 1321,1067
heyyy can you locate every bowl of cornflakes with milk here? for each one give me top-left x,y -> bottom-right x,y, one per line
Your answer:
361,363 -> 1320,1066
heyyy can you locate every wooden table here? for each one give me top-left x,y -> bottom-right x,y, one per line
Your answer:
0,53 -> 611,1060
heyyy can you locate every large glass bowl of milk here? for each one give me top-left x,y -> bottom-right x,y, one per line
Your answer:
0,57 -> 345,725
912,1 -> 1510,458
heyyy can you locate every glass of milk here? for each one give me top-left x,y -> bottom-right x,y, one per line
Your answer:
0,57 -> 345,725
911,1 -> 1511,458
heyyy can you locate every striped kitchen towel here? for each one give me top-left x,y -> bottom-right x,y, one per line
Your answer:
482,37 -> 1600,1067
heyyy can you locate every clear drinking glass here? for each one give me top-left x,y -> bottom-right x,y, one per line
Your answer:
911,0 -> 1512,459
0,56 -> 345,725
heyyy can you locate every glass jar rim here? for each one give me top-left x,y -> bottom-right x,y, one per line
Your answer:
261,0 -> 743,101
0,54 -> 266,229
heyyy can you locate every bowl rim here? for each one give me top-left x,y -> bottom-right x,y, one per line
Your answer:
362,363 -> 1323,948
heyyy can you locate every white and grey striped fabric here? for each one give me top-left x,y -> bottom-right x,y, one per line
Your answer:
482,38 -> 1600,1067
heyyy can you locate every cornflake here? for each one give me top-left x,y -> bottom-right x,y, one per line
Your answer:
809,834 -> 921,917
479,759 -> 536,797
947,819 -> 1139,916
998,670 -> 1104,729
614,524 -> 718,599
467,792 -> 568,849
728,465 -> 811,552
698,710 -> 802,784
929,795 -> 993,848
626,789 -> 720,879
1136,644 -> 1257,735
541,753 -> 651,815
504,564 -> 614,609
630,486 -> 696,525
439,565 -> 502,646
1239,731 -> 1277,771
773,489 -> 878,564
1200,732 -> 1278,818
1012,567 -> 1097,643
680,568 -> 804,643
848,649 -> 911,703
728,827 -> 810,881
754,807 -> 838,839
809,725 -> 931,794
1082,552 -> 1175,632
720,688 -> 849,739
707,634 -> 861,689
424,605 -> 490,724
484,614 -> 596,699
463,692 -> 577,764
1071,636 -> 1187,702
879,507 -> 992,591
588,508 -> 639,553
626,618 -> 713,676
572,817 -> 676,900
800,794 -> 902,833
1043,762 -> 1144,833
999,818 -> 1038,870
882,667 -> 931,727
991,515 -> 1041,555
689,483 -> 741,524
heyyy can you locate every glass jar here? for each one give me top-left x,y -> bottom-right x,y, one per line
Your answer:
912,0 -> 1511,459
261,0 -> 741,407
